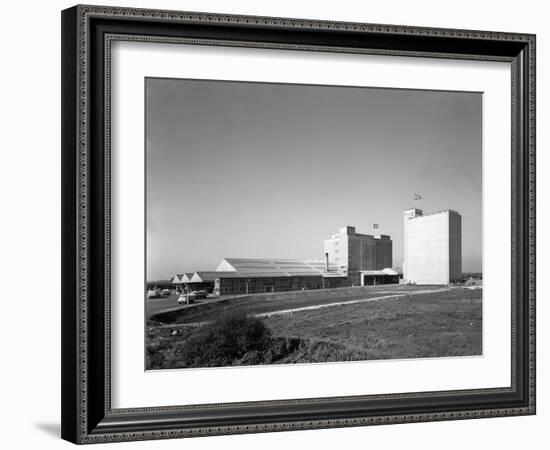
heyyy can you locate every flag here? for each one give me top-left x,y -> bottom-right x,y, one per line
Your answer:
413,193 -> 423,200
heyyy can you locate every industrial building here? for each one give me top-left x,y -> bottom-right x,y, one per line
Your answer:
169,208 -> 464,295
170,273 -> 193,289
212,258 -> 345,295
324,226 -> 393,287
403,209 -> 462,285
172,226 -> 398,296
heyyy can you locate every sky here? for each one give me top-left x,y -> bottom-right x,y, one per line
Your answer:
146,78 -> 482,281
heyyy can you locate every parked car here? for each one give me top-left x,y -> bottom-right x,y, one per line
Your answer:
177,290 -> 208,305
146,289 -> 158,299
177,294 -> 191,304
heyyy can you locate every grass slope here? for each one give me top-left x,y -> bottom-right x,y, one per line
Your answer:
147,287 -> 482,369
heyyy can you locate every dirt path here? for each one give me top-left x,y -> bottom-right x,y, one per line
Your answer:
255,287 -> 452,318
152,287 -> 454,327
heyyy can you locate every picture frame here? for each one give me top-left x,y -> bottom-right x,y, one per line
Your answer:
61,4 -> 536,444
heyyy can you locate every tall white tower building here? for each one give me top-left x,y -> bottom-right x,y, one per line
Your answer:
403,209 -> 462,285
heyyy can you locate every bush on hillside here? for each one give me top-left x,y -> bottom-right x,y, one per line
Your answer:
179,312 -> 272,367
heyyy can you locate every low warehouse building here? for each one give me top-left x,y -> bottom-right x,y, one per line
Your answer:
173,226 -> 397,296
360,268 -> 400,286
187,271 -> 236,293
170,273 -> 193,292
213,258 -> 346,295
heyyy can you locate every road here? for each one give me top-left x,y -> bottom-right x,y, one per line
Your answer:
146,293 -> 228,319
146,294 -> 181,318
255,287 -> 452,318
148,284 -> 455,325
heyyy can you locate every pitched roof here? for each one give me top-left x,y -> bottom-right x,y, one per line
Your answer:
191,271 -> 239,282
171,274 -> 184,284
215,258 -> 327,277
172,273 -> 200,283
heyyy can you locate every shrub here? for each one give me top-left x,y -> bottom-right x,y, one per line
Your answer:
146,343 -> 165,369
179,312 -> 272,367
262,337 -> 302,363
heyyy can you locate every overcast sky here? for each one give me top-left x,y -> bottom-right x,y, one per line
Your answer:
146,78 -> 482,281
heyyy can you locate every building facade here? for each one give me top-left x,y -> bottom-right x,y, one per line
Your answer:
324,226 -> 393,286
173,225 -> 396,296
212,258 -> 347,295
170,273 -> 194,292
403,209 -> 462,285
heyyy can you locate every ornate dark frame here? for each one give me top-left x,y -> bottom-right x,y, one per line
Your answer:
61,4 -> 536,444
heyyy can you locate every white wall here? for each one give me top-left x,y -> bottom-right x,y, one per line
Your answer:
0,1 -> 547,449
405,211 -> 455,284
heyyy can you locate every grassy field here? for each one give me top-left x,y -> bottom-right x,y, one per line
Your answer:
149,284 -> 447,324
146,285 -> 482,370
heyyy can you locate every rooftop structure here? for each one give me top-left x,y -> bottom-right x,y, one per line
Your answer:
170,273 -> 194,284
215,258 -> 327,277
190,271 -> 240,283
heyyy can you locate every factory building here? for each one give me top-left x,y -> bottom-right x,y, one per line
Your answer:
173,226 -> 397,296
324,226 -> 393,287
170,207 -> 465,294
403,209 -> 462,285
187,271 -> 236,293
212,258 -> 345,296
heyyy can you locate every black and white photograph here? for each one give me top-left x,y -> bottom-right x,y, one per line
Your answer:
54,2 -> 537,445
0,0 -> 544,445
145,78 -> 483,370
